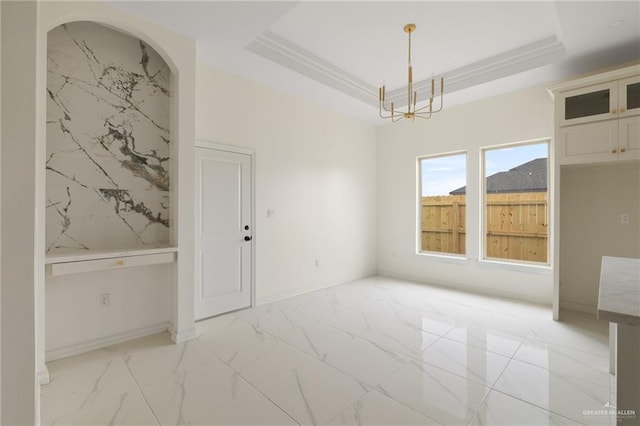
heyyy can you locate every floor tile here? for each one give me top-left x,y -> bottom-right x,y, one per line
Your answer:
247,308 -> 407,386
326,390 -> 440,426
240,341 -> 367,425
418,338 -> 510,386
527,319 -> 609,358
514,338 -> 610,375
298,298 -> 441,359
493,359 -> 612,424
443,323 -> 524,357
41,348 -> 140,422
117,333 -> 219,387
469,389 -> 580,425
42,390 -> 158,426
41,276 -> 614,426
197,314 -> 278,371
141,355 -> 296,426
377,361 -> 489,425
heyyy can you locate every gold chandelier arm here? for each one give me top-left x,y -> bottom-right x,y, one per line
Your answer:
415,109 -> 433,119
380,100 -> 391,112
415,96 -> 443,114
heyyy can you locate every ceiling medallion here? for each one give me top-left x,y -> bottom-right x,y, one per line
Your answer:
379,24 -> 444,122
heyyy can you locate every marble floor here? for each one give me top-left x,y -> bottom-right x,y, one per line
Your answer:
41,276 -> 615,425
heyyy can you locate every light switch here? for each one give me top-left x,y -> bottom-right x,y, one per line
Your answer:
267,209 -> 275,218
620,213 -> 630,224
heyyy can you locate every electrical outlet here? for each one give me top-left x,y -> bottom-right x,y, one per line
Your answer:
99,293 -> 110,306
620,213 -> 630,224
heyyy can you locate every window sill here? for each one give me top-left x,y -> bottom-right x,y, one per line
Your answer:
415,252 -> 469,264
479,258 -> 552,274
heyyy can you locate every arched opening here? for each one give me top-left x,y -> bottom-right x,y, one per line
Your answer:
43,20 -> 178,362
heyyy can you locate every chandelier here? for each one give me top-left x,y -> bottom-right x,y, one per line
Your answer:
379,24 -> 444,122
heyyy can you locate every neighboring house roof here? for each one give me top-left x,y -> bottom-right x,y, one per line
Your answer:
450,158 -> 547,195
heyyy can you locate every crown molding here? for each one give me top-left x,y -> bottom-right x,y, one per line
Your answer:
247,32 -> 565,108
247,31 -> 378,106
547,62 -> 640,95
385,36 -> 565,107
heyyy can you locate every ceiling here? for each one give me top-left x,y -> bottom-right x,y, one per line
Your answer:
113,1 -> 640,125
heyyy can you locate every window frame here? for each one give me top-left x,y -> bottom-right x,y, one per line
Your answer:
416,150 -> 469,259
480,138 -> 551,267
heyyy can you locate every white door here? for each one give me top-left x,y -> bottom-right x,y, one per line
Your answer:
195,147 -> 252,320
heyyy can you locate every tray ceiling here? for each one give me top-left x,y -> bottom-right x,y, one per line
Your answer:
113,1 -> 640,124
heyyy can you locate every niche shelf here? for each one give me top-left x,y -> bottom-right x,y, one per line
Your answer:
45,246 -> 178,277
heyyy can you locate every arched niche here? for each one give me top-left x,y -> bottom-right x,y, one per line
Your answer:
46,21 -> 174,253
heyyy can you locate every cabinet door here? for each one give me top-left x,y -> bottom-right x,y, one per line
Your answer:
618,75 -> 640,118
557,121 -> 619,164
557,81 -> 617,126
619,116 -> 640,160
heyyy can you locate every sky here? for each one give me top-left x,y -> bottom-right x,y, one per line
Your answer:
421,143 -> 548,196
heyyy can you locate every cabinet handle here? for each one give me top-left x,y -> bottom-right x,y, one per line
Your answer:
117,260 -> 125,266
612,149 -> 617,154
621,148 -> 626,153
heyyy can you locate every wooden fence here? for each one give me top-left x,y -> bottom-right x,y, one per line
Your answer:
421,192 -> 548,262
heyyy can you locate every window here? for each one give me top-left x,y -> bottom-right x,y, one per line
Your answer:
482,141 -> 549,264
418,152 -> 467,256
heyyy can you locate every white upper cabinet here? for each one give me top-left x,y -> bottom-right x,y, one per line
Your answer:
551,65 -> 640,165
618,75 -> 640,119
557,76 -> 640,127
557,81 -> 617,127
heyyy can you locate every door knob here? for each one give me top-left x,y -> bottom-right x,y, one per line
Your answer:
244,236 -> 252,241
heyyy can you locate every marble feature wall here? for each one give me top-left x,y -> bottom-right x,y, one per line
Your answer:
46,22 -> 171,253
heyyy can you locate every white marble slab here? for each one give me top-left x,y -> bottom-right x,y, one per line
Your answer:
47,22 -> 171,254
597,256 -> 640,326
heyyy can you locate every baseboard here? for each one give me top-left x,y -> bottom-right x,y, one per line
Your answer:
169,323 -> 197,343
560,300 -> 597,315
256,286 -> 324,305
376,270 -> 552,307
38,366 -> 50,385
255,273 -> 377,306
46,322 -> 169,362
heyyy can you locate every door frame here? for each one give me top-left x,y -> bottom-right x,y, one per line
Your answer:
195,140 -> 256,310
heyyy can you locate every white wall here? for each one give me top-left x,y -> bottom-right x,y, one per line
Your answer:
1,2 -> 38,423
37,0 -> 196,374
560,162 -> 640,313
46,265 -> 171,360
196,64 -> 377,303
377,87 -> 555,304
